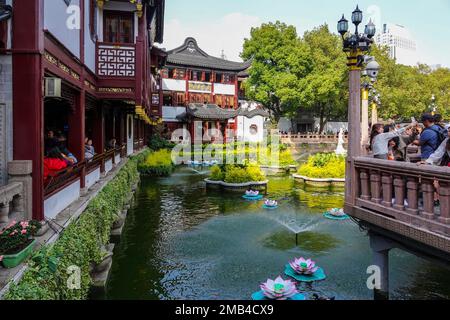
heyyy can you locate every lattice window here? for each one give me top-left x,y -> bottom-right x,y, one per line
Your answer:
97,45 -> 136,77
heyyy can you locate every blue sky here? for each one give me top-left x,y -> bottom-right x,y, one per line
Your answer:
162,0 -> 450,67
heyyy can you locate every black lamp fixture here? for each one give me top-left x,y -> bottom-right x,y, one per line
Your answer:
337,15 -> 349,36
337,5 -> 376,55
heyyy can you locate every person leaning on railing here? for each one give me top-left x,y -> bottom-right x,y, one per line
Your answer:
370,120 -> 418,160
44,147 -> 68,182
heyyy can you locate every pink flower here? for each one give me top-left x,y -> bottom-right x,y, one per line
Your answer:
0,256 -> 3,262
6,220 -> 17,229
20,221 -> 29,229
21,229 -> 27,235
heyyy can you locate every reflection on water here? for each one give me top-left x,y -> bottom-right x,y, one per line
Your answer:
106,167 -> 450,300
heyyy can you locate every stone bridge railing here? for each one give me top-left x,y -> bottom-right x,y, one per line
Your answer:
352,157 -> 450,242
0,182 -> 24,223
280,134 -> 348,144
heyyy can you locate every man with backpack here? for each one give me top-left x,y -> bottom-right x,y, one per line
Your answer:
413,113 -> 447,160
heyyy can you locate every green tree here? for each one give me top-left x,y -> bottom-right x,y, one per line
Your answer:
241,21 -> 312,122
299,25 -> 348,133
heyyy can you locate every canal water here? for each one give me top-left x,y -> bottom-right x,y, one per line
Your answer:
106,167 -> 450,300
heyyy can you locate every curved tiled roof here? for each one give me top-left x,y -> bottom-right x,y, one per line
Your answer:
166,38 -> 251,72
176,104 -> 270,121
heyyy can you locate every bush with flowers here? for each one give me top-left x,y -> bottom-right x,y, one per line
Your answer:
0,220 -> 41,260
4,154 -> 141,300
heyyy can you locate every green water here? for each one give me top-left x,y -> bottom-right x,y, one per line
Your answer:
106,167 -> 450,300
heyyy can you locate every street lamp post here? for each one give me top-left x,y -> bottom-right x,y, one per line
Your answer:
337,6 -> 376,208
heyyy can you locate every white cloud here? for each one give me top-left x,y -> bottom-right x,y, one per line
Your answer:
162,12 -> 261,62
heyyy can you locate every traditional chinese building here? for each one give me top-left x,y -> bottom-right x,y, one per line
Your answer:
0,0 -> 165,223
161,38 -> 269,142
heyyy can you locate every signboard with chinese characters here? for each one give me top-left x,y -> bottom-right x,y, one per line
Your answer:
188,81 -> 212,93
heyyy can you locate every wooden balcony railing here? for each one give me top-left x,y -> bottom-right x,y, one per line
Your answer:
44,161 -> 85,199
96,42 -> 136,77
44,147 -> 128,199
353,157 -> 450,237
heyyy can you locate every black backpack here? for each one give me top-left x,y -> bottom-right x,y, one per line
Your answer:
424,126 -> 447,146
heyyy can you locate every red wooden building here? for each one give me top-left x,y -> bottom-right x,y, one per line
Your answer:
160,38 -> 251,142
1,0 -> 165,222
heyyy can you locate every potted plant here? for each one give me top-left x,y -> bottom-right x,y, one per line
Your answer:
0,220 -> 41,269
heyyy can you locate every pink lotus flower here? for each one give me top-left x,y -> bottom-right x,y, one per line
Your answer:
260,276 -> 298,300
289,257 -> 319,275
264,200 -> 278,207
21,229 -> 27,235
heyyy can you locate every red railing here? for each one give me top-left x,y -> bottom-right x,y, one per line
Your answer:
96,42 -> 136,77
44,149 -> 126,199
353,157 -> 450,238
44,161 -> 85,199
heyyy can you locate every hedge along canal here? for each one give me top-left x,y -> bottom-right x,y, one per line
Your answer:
3,151 -> 147,300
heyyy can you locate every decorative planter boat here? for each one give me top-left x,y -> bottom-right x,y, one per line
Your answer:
204,178 -> 268,193
262,199 -> 278,210
323,208 -> 350,221
292,174 -> 345,188
284,257 -> 326,282
252,276 -> 306,301
1,239 -> 36,269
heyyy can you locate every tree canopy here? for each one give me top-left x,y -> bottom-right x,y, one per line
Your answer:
242,21 -> 450,129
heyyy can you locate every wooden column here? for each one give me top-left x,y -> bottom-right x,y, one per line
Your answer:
92,105 -> 105,155
68,91 -> 86,188
12,0 -> 44,221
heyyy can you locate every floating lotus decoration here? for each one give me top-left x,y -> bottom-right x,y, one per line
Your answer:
246,190 -> 260,197
289,257 -> 319,275
252,276 -> 305,300
285,257 -> 327,282
329,208 -> 346,217
323,208 -> 350,220
264,200 -> 278,207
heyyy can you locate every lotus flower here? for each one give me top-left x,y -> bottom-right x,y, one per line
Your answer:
329,208 -> 346,217
264,200 -> 278,207
289,257 -> 319,275
246,190 -> 260,197
260,276 -> 298,300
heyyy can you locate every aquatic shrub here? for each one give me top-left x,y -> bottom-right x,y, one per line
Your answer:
209,164 -> 266,183
138,149 -> 174,177
297,153 -> 345,179
4,156 -> 140,300
210,165 -> 224,181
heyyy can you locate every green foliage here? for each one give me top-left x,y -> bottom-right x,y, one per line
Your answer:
210,164 -> 266,183
147,133 -> 175,151
241,21 -> 313,121
298,153 -> 345,179
4,156 -> 140,300
0,221 -> 41,256
210,165 -> 224,181
138,149 -> 174,177
371,45 -> 450,121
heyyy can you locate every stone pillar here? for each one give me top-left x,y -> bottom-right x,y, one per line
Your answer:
345,67 -> 362,208
371,102 -> 378,126
8,160 -> 33,220
370,233 -> 394,300
438,182 -> 450,224
361,88 -> 369,154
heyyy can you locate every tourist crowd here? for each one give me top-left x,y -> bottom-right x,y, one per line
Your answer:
369,113 -> 449,207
